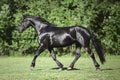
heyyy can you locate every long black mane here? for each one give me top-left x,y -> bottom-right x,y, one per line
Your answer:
23,14 -> 56,27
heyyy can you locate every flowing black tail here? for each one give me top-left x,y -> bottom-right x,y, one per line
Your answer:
91,33 -> 105,64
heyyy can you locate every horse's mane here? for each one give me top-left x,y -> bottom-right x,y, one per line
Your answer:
23,14 -> 56,27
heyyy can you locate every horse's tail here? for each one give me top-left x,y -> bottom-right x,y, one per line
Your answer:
91,33 -> 105,64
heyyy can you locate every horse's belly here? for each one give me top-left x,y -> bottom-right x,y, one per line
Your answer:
51,34 -> 75,47
52,41 -> 74,47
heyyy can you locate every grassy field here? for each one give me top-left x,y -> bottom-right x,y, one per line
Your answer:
0,55 -> 120,80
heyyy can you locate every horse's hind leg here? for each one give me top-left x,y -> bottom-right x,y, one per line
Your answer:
48,48 -> 63,70
68,45 -> 81,70
85,47 -> 100,70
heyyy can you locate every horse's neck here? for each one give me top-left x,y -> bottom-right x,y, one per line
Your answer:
30,18 -> 47,35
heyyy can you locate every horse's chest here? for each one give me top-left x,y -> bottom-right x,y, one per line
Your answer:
38,33 -> 50,43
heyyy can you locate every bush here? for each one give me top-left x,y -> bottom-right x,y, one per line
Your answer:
0,0 -> 120,56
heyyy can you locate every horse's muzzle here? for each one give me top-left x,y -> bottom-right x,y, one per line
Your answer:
18,28 -> 22,33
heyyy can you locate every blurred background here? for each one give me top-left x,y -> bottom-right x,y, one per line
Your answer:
0,0 -> 120,56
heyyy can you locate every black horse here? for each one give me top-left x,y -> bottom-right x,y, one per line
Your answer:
18,14 -> 105,70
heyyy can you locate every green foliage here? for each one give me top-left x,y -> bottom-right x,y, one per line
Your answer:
90,1 -> 120,54
0,0 -> 120,56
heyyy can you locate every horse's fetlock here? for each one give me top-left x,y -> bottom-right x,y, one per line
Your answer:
31,62 -> 35,68
76,53 -> 81,57
95,64 -> 100,68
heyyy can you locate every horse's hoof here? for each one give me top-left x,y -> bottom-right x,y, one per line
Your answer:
67,67 -> 73,70
96,67 -> 101,71
59,68 -> 63,71
30,67 -> 34,71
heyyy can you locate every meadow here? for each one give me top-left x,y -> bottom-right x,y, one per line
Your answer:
0,55 -> 120,80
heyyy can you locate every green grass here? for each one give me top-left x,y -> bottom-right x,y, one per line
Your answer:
0,55 -> 120,80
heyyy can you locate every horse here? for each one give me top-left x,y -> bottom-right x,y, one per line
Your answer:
18,14 -> 105,70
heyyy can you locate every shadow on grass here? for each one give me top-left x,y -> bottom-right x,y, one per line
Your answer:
101,68 -> 120,71
31,67 -> 120,71
30,67 -> 79,71
101,68 -> 113,71
30,68 -> 42,71
51,67 -> 79,71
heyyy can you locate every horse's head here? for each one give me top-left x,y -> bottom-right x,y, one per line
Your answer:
18,14 -> 31,33
18,14 -> 56,33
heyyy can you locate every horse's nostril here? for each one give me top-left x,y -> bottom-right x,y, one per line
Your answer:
18,28 -> 22,33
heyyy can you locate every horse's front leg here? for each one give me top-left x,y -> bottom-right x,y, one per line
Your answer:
31,44 -> 45,69
68,46 -> 81,70
48,48 -> 63,70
